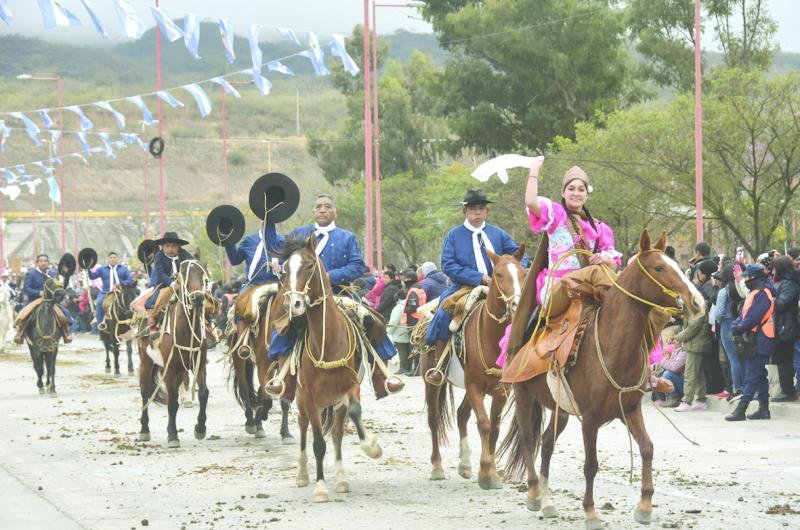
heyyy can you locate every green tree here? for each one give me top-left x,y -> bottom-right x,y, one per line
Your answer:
420,0 -> 642,153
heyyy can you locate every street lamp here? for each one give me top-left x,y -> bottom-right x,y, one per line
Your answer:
17,73 -> 67,256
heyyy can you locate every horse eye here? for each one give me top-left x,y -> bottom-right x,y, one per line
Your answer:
655,265 -> 665,272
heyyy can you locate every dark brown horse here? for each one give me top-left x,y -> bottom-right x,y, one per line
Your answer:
23,278 -> 66,396
498,230 -> 705,529
423,248 -> 525,488
138,260 -> 213,448
99,282 -> 138,376
280,236 -> 382,502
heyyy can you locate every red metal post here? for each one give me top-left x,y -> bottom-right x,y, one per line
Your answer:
694,0 -> 704,244
143,144 -> 149,239
0,132 -> 4,269
362,0 -> 374,269
69,158 -> 78,258
371,1 -> 383,272
221,85 -> 231,282
156,0 -> 166,236
57,77 -> 66,255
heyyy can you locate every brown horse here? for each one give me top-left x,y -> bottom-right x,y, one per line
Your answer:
498,230 -> 704,529
423,248 -> 526,488
99,282 -> 138,376
138,260 -> 213,448
280,236 -> 382,503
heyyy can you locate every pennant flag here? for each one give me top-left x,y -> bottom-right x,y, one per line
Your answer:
219,19 -> 235,63
184,13 -> 201,59
52,156 -> 63,166
94,101 -> 125,129
14,164 -> 25,175
98,132 -> 115,159
122,133 -> 147,151
0,185 -> 21,201
22,179 -> 42,195
9,112 -> 42,147
252,73 -> 272,96
308,32 -> 326,64
0,1 -> 13,28
248,24 -> 263,72
49,130 -> 61,145
0,121 -> 10,151
37,109 -> 55,129
37,0 -> 81,28
127,95 -> 154,125
76,132 -> 92,156
111,139 -> 126,149
69,153 -> 89,165
47,176 -> 61,203
268,60 -> 295,76
150,6 -> 183,42
330,34 -> 360,76
65,105 -> 93,131
32,161 -> 54,176
156,90 -> 184,108
2,168 -> 18,184
300,50 -> 329,76
182,84 -> 212,117
210,77 -> 241,98
114,0 -> 145,39
80,0 -> 109,40
278,27 -> 300,46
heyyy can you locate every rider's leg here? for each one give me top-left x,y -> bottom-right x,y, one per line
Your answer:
371,335 -> 404,399
53,306 -> 73,343
266,329 -> 297,402
14,299 -> 43,344
95,293 -> 107,332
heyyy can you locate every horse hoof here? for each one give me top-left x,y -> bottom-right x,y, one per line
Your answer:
38,387 -> 45,395
311,481 -> 329,503
430,468 -> 445,481
254,429 -> 266,439
457,465 -> 472,480
335,481 -> 350,493
478,477 -> 503,490
542,505 -> 559,519
167,438 -> 180,449
48,391 -> 57,398
182,401 -> 194,408
194,429 -> 206,440
296,474 -> 310,488
245,424 -> 257,435
281,434 -> 295,445
634,507 -> 652,525
105,366 -> 110,374
586,517 -> 604,530
527,497 -> 542,511
359,434 -> 382,459
138,432 -> 151,442
114,371 -> 121,378
128,369 -> 135,376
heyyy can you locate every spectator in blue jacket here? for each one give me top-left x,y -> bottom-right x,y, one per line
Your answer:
419,261 -> 447,301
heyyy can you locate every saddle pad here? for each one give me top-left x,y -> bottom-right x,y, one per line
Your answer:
547,370 -> 582,416
446,356 -> 465,389
418,298 -> 439,319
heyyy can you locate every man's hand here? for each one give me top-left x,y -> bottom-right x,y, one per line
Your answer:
482,274 -> 492,285
269,262 -> 282,274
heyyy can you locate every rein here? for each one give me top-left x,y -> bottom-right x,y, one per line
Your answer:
484,278 -> 518,324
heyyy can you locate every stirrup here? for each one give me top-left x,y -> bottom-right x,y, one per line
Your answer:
237,343 -> 252,360
98,321 -> 108,332
384,375 -> 405,394
265,377 -> 286,399
424,367 -> 446,387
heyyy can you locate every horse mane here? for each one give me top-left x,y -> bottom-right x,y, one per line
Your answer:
276,237 -> 310,261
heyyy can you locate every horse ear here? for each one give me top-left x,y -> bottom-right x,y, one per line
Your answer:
308,233 -> 318,252
513,244 -> 526,262
639,228 -> 651,252
654,231 -> 667,251
487,249 -> 499,267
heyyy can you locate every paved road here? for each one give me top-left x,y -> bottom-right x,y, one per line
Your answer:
1,336 -> 799,529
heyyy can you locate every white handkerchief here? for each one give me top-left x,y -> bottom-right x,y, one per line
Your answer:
471,154 -> 544,183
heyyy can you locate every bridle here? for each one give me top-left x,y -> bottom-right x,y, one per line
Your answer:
484,264 -> 522,324
282,252 -> 326,318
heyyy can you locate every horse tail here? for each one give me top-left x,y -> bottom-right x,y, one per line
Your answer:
228,356 -> 257,410
497,391 -> 544,482
321,405 -> 336,436
424,376 -> 454,446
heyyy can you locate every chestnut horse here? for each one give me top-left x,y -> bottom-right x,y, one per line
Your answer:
138,260 -> 213,448
498,230 -> 705,529
423,248 -> 526,488
280,236 -> 382,503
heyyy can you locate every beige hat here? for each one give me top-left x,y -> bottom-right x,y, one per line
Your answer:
562,165 -> 590,191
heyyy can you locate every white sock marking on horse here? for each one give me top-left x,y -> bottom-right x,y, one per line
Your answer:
660,254 -> 705,312
459,437 -> 471,462
540,476 -> 555,509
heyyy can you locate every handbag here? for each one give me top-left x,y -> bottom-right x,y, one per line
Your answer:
733,330 -> 757,358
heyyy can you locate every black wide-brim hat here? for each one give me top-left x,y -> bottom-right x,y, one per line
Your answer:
154,231 -> 189,246
58,253 -> 76,280
137,239 -> 159,264
78,247 -> 97,270
461,189 -> 494,207
206,205 -> 246,247
249,172 -> 300,223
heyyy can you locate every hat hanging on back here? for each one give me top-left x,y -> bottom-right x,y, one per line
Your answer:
562,166 -> 593,193
461,189 -> 493,207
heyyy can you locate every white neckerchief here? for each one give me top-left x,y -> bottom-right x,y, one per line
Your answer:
109,264 -> 119,288
248,231 -> 267,280
168,255 -> 178,276
313,221 -> 336,256
463,220 -> 495,275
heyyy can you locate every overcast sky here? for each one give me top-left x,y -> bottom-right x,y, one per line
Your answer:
2,0 -> 799,52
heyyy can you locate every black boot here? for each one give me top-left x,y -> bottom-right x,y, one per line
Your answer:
746,405 -> 771,420
725,401 -> 748,422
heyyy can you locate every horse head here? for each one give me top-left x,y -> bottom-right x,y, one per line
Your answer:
119,282 -> 138,318
280,235 -> 327,318
43,278 -> 65,304
177,260 -> 207,309
630,229 -> 705,319
486,245 -> 526,318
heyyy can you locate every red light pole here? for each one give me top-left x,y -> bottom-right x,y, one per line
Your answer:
694,0 -> 704,243
363,0 -> 375,270
155,0 -> 166,236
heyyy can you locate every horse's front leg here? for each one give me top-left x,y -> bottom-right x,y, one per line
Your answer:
45,348 -> 57,396
581,419 -> 601,530
456,394 -> 473,479
126,340 -> 134,375
138,344 -> 155,441
331,405 -> 349,494
104,337 -> 111,373
30,344 -> 44,394
296,399 -> 310,488
164,357 -> 181,448
627,404 -> 655,526
194,351 -> 209,441
347,386 -> 381,459
488,385 -> 508,483
113,341 -> 121,376
309,412 -> 328,503
466,383 -> 502,490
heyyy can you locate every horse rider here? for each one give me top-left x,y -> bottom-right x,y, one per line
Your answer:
424,189 -> 524,385
14,254 -> 73,344
89,251 -> 133,332
145,232 -> 194,340
265,193 -> 404,400
225,221 -> 281,355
